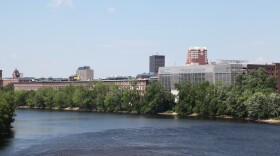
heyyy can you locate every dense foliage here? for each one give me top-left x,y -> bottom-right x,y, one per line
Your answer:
0,84 -> 16,135
13,81 -> 175,115
175,68 -> 280,120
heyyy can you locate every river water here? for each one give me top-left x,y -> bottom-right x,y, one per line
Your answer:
0,109 -> 280,156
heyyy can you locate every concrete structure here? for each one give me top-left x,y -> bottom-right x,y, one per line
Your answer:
159,63 -> 245,91
76,66 -> 94,81
186,47 -> 208,65
149,55 -> 165,74
247,63 -> 280,92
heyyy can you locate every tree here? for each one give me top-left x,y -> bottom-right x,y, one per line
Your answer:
142,82 -> 175,114
14,90 -> 29,106
245,92 -> 269,120
0,91 -> 15,135
268,93 -> 280,118
104,85 -> 122,112
192,81 -> 215,117
174,81 -> 195,114
92,82 -> 110,111
33,87 -> 54,109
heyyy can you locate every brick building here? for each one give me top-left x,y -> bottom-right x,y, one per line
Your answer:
247,63 -> 280,92
14,79 -> 149,95
186,47 -> 208,65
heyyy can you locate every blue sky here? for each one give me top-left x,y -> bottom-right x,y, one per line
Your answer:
1,0 -> 280,78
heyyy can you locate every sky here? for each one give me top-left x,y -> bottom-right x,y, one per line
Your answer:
1,0 -> 280,79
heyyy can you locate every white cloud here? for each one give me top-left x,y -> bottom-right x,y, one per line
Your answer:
49,0 -> 74,8
11,53 -> 17,59
107,6 -> 116,14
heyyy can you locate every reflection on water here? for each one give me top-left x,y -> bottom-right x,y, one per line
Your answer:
1,109 -> 280,156
0,130 -> 15,150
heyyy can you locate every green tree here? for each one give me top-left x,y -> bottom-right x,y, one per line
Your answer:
142,82 -> 175,114
14,90 -> 30,106
0,91 -> 16,135
192,81 -> 214,117
104,85 -> 122,112
92,82 -> 110,111
268,93 -> 280,118
174,81 -> 195,114
33,87 -> 54,109
245,92 -> 270,120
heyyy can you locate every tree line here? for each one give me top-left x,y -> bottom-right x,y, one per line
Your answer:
13,81 -> 175,114
13,68 -> 280,120
175,68 -> 280,120
1,67 -> 280,135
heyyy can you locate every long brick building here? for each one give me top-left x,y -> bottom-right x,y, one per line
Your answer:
247,63 -> 280,92
13,79 -> 150,95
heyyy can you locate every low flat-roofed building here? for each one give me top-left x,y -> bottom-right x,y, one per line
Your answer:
101,79 -> 149,95
159,63 -> 245,91
14,81 -> 91,91
14,79 -> 149,95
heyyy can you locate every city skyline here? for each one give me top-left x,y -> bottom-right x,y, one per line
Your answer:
1,0 -> 280,78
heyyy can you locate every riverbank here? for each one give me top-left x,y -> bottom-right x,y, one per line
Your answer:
158,111 -> 280,124
16,106 -> 280,124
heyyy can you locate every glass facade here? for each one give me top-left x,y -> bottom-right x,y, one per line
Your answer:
158,64 -> 244,90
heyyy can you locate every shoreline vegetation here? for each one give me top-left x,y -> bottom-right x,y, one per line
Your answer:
1,67 -> 280,136
16,106 -> 280,124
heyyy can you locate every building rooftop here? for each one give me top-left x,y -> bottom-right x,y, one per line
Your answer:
188,47 -> 207,50
77,66 -> 92,70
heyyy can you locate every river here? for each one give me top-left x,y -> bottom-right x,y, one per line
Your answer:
0,109 -> 280,156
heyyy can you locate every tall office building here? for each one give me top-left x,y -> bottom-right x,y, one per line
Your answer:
0,70 -> 2,79
149,55 -> 165,74
186,47 -> 208,65
76,66 -> 94,81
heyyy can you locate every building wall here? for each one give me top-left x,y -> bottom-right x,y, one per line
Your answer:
14,79 -> 149,95
102,79 -> 149,95
158,64 -> 244,91
2,79 -> 20,86
76,66 -> 94,81
149,55 -> 165,73
186,47 -> 208,65
14,81 -> 90,91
